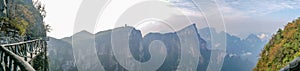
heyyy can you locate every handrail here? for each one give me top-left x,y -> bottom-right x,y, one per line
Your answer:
1,38 -> 42,47
0,38 -> 46,71
0,46 -> 35,71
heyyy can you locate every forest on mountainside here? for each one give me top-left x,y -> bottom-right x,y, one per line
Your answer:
254,18 -> 300,71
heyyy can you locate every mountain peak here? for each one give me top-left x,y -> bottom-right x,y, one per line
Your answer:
74,30 -> 93,35
72,30 -> 94,40
246,34 -> 259,39
179,24 -> 197,31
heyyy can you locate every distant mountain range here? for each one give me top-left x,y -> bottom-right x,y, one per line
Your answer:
48,37 -> 77,71
198,28 -> 268,71
47,24 -> 268,71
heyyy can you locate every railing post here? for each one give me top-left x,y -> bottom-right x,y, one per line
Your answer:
28,42 -> 33,59
13,45 -> 16,54
9,56 -> 12,71
24,43 -> 27,61
13,61 -> 18,71
44,40 -> 48,71
34,41 -> 37,54
0,49 -> 2,62
4,53 -> 8,69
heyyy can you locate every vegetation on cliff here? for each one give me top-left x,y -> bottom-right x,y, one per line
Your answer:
0,0 -> 49,70
254,18 -> 300,70
0,0 -> 48,40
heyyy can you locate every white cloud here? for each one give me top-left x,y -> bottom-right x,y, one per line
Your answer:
217,0 -> 300,15
169,0 -> 300,38
169,0 -> 202,16
39,0 -> 300,38
241,52 -> 252,56
229,53 -> 237,58
257,33 -> 267,40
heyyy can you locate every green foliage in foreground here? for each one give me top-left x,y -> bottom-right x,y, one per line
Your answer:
254,18 -> 300,71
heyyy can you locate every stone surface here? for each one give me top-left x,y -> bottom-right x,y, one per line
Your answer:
0,0 -> 6,17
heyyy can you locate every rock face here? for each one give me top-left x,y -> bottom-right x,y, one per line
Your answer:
0,0 -> 7,17
23,0 -> 33,5
4,0 -> 46,39
0,20 -> 22,44
47,37 -> 77,71
0,0 -> 46,43
94,24 -> 207,71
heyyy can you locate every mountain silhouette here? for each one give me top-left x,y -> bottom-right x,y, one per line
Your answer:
198,27 -> 267,71
48,24 -> 267,71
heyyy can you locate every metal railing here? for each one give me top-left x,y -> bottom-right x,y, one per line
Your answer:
0,38 -> 47,71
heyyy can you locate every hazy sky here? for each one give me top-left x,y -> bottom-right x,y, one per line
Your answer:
39,0 -> 300,39
38,0 -> 82,39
